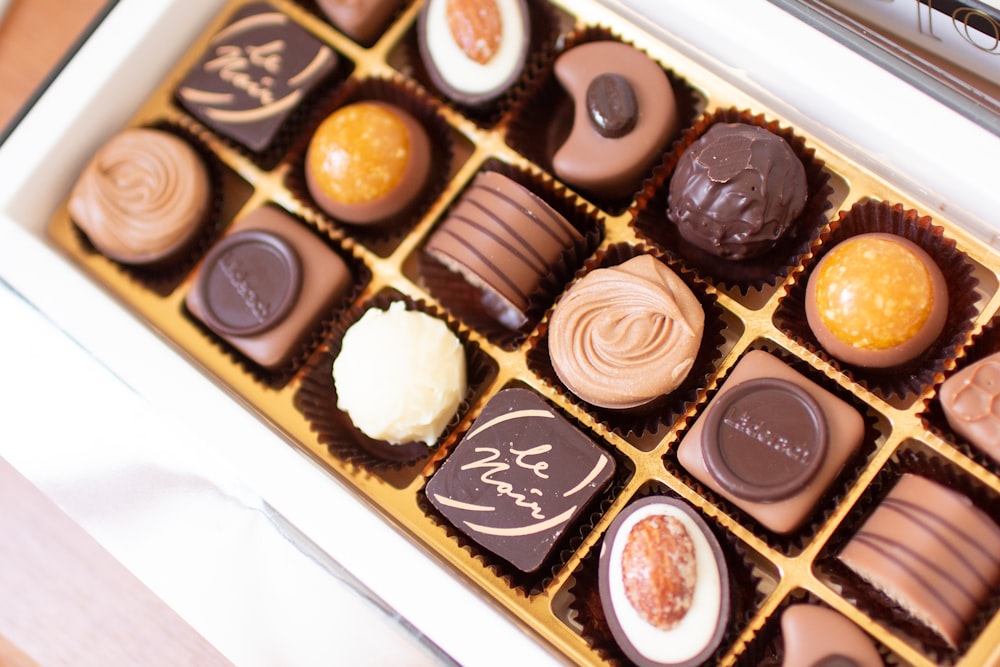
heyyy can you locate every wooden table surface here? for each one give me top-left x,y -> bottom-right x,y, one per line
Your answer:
0,0 -> 108,132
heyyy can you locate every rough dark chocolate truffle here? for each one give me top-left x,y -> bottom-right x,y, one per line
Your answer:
425,387 -> 614,573
668,123 -> 807,260
176,3 -> 338,153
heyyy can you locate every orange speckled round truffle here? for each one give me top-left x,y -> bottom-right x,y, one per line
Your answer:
805,232 -> 947,368
305,101 -> 431,226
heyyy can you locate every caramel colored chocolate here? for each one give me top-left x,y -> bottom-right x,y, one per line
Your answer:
317,0 -> 404,44
677,350 -> 865,534
805,233 -> 948,369
186,206 -> 352,370
426,387 -> 614,573
838,474 -> 1000,647
305,101 -> 431,226
939,350 -> 1000,464
424,170 -> 582,330
68,128 -> 210,267
598,497 -> 729,667
418,0 -> 529,106
548,255 -> 704,411
667,123 -> 807,260
176,3 -> 337,153
552,41 -> 677,200
779,605 -> 882,667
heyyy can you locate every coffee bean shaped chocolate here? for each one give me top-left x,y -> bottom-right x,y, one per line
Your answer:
586,73 -> 638,138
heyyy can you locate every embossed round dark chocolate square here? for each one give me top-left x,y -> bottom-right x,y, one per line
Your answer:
425,386 -> 615,573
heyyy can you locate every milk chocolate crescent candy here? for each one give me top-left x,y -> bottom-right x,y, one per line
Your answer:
552,41 -> 677,200
548,254 -> 704,411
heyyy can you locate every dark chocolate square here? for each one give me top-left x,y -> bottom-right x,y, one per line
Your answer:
176,3 -> 337,153
426,387 -> 615,573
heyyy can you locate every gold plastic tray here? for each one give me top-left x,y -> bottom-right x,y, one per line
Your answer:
45,0 -> 1000,664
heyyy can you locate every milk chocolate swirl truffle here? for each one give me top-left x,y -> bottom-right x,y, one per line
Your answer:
940,350 -> 1000,463
68,127 -> 211,266
424,170 -> 582,330
779,605 -> 882,667
839,473 -> 1000,647
418,0 -> 530,107
805,233 -> 948,368
598,497 -> 730,667
552,41 -> 677,201
305,101 -> 431,226
548,255 -> 704,410
667,123 -> 807,260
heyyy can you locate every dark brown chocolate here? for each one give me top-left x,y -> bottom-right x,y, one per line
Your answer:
176,3 -> 338,154
586,73 -> 638,139
939,350 -> 1000,463
702,378 -> 828,503
425,387 -> 614,573
598,496 -> 729,667
417,0 -> 529,107
839,474 -> 1000,647
667,122 -> 807,260
423,170 -> 582,330
779,605 -> 882,667
677,350 -> 865,534
186,206 -> 352,371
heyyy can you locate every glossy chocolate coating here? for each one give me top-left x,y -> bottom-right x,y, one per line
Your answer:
779,605 -> 882,667
586,73 -> 638,138
839,474 -> 1000,647
553,41 -> 677,200
677,350 -> 864,534
417,0 -> 529,107
940,350 -> 1000,463
186,207 -> 352,370
702,378 -> 828,503
424,170 -> 582,330
317,0 -> 404,44
598,497 -> 730,667
425,387 -> 615,573
305,101 -> 431,226
548,255 -> 704,411
668,123 -> 807,260
176,3 -> 337,153
68,128 -> 210,266
805,233 -> 948,369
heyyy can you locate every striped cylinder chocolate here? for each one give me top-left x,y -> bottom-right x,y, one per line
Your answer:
425,170 -> 582,330
839,473 -> 1000,647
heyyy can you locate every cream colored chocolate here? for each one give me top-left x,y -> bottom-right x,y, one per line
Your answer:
779,605 -> 882,667
552,41 -> 677,200
548,255 -> 703,410
939,350 -> 1000,464
332,302 -> 466,446
68,128 -> 210,265
839,474 -> 1000,647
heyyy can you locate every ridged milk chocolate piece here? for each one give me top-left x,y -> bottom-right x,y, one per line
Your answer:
838,473 -> 1000,647
177,3 -> 337,153
424,170 -> 582,330
426,387 -> 614,573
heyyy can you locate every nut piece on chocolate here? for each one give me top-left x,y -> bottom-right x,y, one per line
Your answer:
677,350 -> 865,534
418,0 -> 530,107
176,3 -> 337,153
939,349 -> 1000,464
667,123 -> 807,260
839,473 -> 1000,647
424,170 -> 582,331
185,206 -> 352,371
598,496 -> 730,667
779,605 -> 882,667
425,387 -> 615,573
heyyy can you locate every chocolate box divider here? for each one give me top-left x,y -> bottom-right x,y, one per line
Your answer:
42,0 -> 1000,664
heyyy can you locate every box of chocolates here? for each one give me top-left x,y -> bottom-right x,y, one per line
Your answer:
3,0 -> 1000,664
